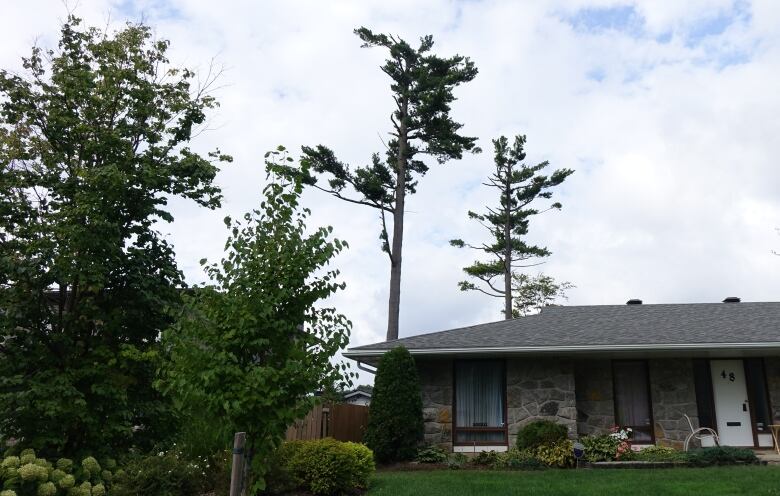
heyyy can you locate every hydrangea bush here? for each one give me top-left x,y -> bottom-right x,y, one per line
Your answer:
0,450 -> 113,496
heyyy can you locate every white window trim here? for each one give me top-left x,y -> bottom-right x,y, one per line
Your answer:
453,445 -> 508,453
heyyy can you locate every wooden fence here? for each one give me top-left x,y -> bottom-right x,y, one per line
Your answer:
285,403 -> 369,443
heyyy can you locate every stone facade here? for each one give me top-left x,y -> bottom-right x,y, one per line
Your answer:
506,358 -> 577,446
416,357 -> 577,450
416,355 -> 780,451
574,360 -> 615,436
417,359 -> 453,450
765,357 -> 780,423
648,359 -> 700,448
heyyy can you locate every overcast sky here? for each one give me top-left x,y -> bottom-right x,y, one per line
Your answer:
3,0 -> 780,382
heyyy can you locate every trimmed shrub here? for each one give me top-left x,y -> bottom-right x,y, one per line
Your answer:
516,421 -> 568,450
267,439 -> 375,495
686,446 -> 759,467
415,446 -> 448,464
364,347 -> 424,463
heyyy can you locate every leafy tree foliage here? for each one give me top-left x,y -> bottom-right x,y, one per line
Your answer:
159,148 -> 353,493
512,273 -> 574,317
281,28 -> 478,340
0,17 -> 229,455
364,347 -> 423,464
451,135 -> 573,318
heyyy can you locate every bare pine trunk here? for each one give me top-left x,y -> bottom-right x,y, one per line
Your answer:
504,179 -> 512,319
386,98 -> 409,341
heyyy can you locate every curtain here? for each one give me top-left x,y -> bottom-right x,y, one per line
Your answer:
614,361 -> 652,442
455,361 -> 504,442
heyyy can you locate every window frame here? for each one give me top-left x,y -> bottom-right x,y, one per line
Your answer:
452,359 -> 508,446
611,359 -> 655,445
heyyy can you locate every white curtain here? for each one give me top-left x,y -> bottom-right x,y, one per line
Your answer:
456,361 -> 504,441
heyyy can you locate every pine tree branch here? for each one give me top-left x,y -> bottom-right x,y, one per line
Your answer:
310,183 -> 393,213
469,285 -> 504,298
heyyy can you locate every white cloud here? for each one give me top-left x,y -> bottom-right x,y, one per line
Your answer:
3,0 -> 780,384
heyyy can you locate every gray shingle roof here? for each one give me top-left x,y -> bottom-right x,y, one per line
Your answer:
345,302 -> 780,357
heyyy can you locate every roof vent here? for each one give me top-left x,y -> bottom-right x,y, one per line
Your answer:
722,297 -> 741,303
626,299 -> 643,305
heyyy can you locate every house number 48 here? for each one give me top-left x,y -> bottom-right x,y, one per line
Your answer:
720,370 -> 736,382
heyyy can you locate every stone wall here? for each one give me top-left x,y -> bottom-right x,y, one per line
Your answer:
416,357 -> 578,450
648,358 -> 700,448
417,359 -> 453,450
573,360 -> 615,436
764,356 -> 780,423
506,358 -> 577,446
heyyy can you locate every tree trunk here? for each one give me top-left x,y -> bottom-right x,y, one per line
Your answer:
386,98 -> 409,341
503,174 -> 512,319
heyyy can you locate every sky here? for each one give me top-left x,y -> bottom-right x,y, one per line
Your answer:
3,0 -> 780,383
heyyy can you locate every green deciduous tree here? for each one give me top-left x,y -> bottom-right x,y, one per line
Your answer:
511,273 -> 574,317
159,148 -> 353,493
0,16 -> 229,456
451,135 -> 573,318
282,28 -> 478,341
364,346 -> 423,463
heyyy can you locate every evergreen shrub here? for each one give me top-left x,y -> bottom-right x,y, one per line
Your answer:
363,347 -> 424,463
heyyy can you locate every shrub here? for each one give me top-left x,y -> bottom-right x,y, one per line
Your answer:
493,449 -> 544,470
516,421 -> 568,450
267,439 -> 375,495
111,448 -> 210,496
632,446 -> 686,462
446,453 -> 467,470
686,447 -> 758,467
415,446 -> 448,464
535,440 -> 575,468
580,434 -> 621,462
472,450 -> 499,467
364,347 -> 424,463
0,453 -> 112,496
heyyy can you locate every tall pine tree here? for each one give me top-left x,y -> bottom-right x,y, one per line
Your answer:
286,28 -> 478,341
451,135 -> 573,318
0,17 -> 230,455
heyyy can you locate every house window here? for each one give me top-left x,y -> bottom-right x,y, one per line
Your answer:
613,360 -> 654,443
454,360 -> 506,445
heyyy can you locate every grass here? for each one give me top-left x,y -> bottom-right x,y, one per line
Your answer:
368,466 -> 780,495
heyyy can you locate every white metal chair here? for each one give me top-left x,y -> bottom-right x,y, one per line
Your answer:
683,414 -> 719,451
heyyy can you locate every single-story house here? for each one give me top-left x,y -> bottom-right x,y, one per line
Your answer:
344,298 -> 780,452
343,387 -> 373,406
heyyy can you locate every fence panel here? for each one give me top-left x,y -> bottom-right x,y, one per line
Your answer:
284,403 -> 369,442
328,403 -> 369,442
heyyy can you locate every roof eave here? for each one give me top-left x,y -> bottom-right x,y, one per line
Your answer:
344,341 -> 780,361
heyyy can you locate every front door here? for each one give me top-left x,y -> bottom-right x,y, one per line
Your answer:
710,359 -> 754,446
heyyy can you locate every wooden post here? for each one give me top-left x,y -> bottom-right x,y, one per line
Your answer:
229,432 -> 246,496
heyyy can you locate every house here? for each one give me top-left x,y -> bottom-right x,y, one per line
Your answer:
344,298 -> 780,453
343,386 -> 373,406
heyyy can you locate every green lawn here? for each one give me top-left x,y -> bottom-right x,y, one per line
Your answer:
368,466 -> 780,495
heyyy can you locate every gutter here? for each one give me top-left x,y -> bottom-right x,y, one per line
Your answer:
343,341 -> 780,359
